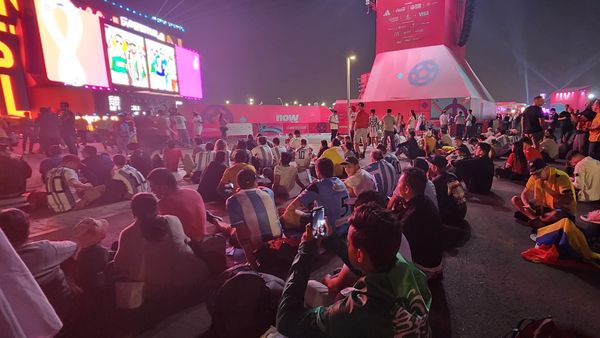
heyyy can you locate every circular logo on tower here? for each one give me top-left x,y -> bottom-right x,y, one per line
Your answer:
408,60 -> 439,87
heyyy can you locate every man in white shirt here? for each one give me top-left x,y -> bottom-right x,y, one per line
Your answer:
568,151 -> 600,202
294,139 -> 313,171
112,154 -> 149,199
329,109 -> 339,141
341,156 -> 378,203
271,137 -> 288,165
439,111 -> 449,131
290,130 -> 302,151
173,112 -> 190,147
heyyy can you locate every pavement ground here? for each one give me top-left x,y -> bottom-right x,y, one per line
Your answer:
18,138 -> 600,337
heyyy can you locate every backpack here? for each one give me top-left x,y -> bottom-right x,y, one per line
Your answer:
202,264 -> 285,338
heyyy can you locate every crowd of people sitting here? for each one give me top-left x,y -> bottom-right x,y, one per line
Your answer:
1,98 -> 600,337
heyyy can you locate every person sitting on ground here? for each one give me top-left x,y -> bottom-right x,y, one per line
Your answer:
80,145 -> 114,186
0,208 -> 78,320
192,142 -> 215,183
388,167 -> 443,278
197,151 -> 228,203
316,139 -> 329,158
440,128 -> 453,147
397,130 -> 423,160
540,130 -> 559,163
522,136 -> 542,161
40,145 -> 63,184
251,136 -> 275,170
342,141 -> 357,158
191,137 -> 204,159
72,218 -> 109,301
129,144 -> 152,177
319,138 -> 346,177
0,139 -> 32,199
293,139 -> 314,171
341,156 -> 378,203
567,151 -> 600,202
273,151 -> 305,199
422,130 -> 437,156
46,155 -> 104,213
148,168 -> 207,242
495,140 -> 529,181
111,154 -> 149,199
163,140 -> 183,172
427,155 -> 467,226
511,159 -> 577,228
214,138 -> 230,166
232,139 -> 251,163
410,158 -> 439,210
114,193 -> 209,302
454,142 -> 495,194
290,130 -> 302,151
376,143 -> 401,176
246,134 -> 258,151
276,202 -> 431,337
271,137 -> 287,165
223,169 -> 283,269
284,158 -> 351,237
218,149 -> 256,197
151,153 -> 164,170
364,149 -> 397,197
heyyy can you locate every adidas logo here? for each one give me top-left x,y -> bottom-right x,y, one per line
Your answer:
383,9 -> 391,16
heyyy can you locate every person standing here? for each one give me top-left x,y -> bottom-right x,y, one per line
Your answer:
115,114 -> 134,156
465,109 -> 477,139
58,102 -> 77,155
382,109 -> 396,151
522,96 -> 546,148
328,109 -> 339,141
558,105 -> 574,145
192,112 -> 203,138
348,105 -> 357,143
173,111 -> 190,147
218,113 -> 228,140
406,110 -> 417,134
353,102 -> 369,158
37,107 -> 61,155
20,112 -> 35,154
396,112 -> 406,137
74,114 -> 89,147
367,109 -> 380,147
455,111 -> 465,139
439,110 -> 449,132
157,110 -> 175,148
587,99 -> 600,160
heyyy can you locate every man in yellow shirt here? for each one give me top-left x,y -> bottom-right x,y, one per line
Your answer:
319,139 -> 345,177
511,158 -> 576,227
218,149 -> 256,196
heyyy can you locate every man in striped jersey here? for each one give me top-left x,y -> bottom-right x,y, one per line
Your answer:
192,142 -> 215,183
271,137 -> 287,165
251,136 -> 275,170
46,155 -> 104,213
226,169 -> 282,269
364,149 -> 398,197
111,154 -> 149,199
376,144 -> 402,177
294,139 -> 313,171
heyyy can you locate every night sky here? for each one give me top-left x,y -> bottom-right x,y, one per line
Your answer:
123,0 -> 600,105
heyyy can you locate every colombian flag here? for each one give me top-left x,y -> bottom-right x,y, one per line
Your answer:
521,218 -> 600,270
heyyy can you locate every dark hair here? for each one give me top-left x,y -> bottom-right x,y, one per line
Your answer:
412,157 -> 429,173
478,142 -> 491,154
206,142 -> 215,151
236,139 -> 247,150
280,151 -> 292,165
83,145 -> 98,156
411,110 -> 416,118
402,167 -> 427,195
214,151 -> 227,164
233,149 -> 249,163
46,144 -> 62,157
468,137 -> 479,145
358,102 -> 365,108
512,141 -> 527,166
273,137 -> 280,145
113,154 -> 127,166
237,168 -> 257,189
258,136 -> 267,145
355,191 -> 387,208
345,142 -> 354,152
0,208 -> 30,247
316,157 -> 334,178
371,149 -> 384,161
320,140 -> 328,148
409,130 -> 416,138
520,136 -> 532,145
349,203 -> 402,270
147,168 -> 177,190
370,109 -> 376,114
386,109 -> 392,114
301,139 -> 308,146
376,143 -> 387,153
294,130 -> 301,135
534,95 -> 543,100
131,193 -> 168,241
332,138 -> 341,147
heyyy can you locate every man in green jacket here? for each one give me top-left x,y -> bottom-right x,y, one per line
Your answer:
277,203 -> 432,338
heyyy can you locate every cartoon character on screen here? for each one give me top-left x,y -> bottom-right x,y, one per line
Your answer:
150,49 -> 168,90
109,34 -> 127,76
168,55 -> 178,92
126,42 -> 147,86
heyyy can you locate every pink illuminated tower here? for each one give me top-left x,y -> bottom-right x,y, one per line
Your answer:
363,0 -> 495,118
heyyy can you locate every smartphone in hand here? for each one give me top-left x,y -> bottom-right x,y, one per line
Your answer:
311,207 -> 326,238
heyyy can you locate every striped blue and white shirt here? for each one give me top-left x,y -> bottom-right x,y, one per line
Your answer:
194,150 -> 215,173
251,145 -> 275,168
384,153 -> 402,176
365,160 -> 398,197
46,167 -> 80,213
226,188 -> 282,244
112,165 -> 149,196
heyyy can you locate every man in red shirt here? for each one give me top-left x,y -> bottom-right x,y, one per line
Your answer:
353,102 -> 370,158
522,137 -> 542,161
163,140 -> 183,172
147,168 -> 207,241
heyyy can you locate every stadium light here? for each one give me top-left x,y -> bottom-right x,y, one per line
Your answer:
321,102 -> 326,106
293,100 -> 298,105
285,103 -> 289,106
589,93 -> 595,99
225,100 -> 230,104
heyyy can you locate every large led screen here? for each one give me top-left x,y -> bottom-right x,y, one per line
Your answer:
104,24 -> 149,88
35,0 -> 109,87
175,46 -> 203,99
145,39 -> 179,93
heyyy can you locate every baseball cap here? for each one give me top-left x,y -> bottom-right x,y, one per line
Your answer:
427,155 -> 448,169
529,158 -> 547,174
341,156 -> 359,166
